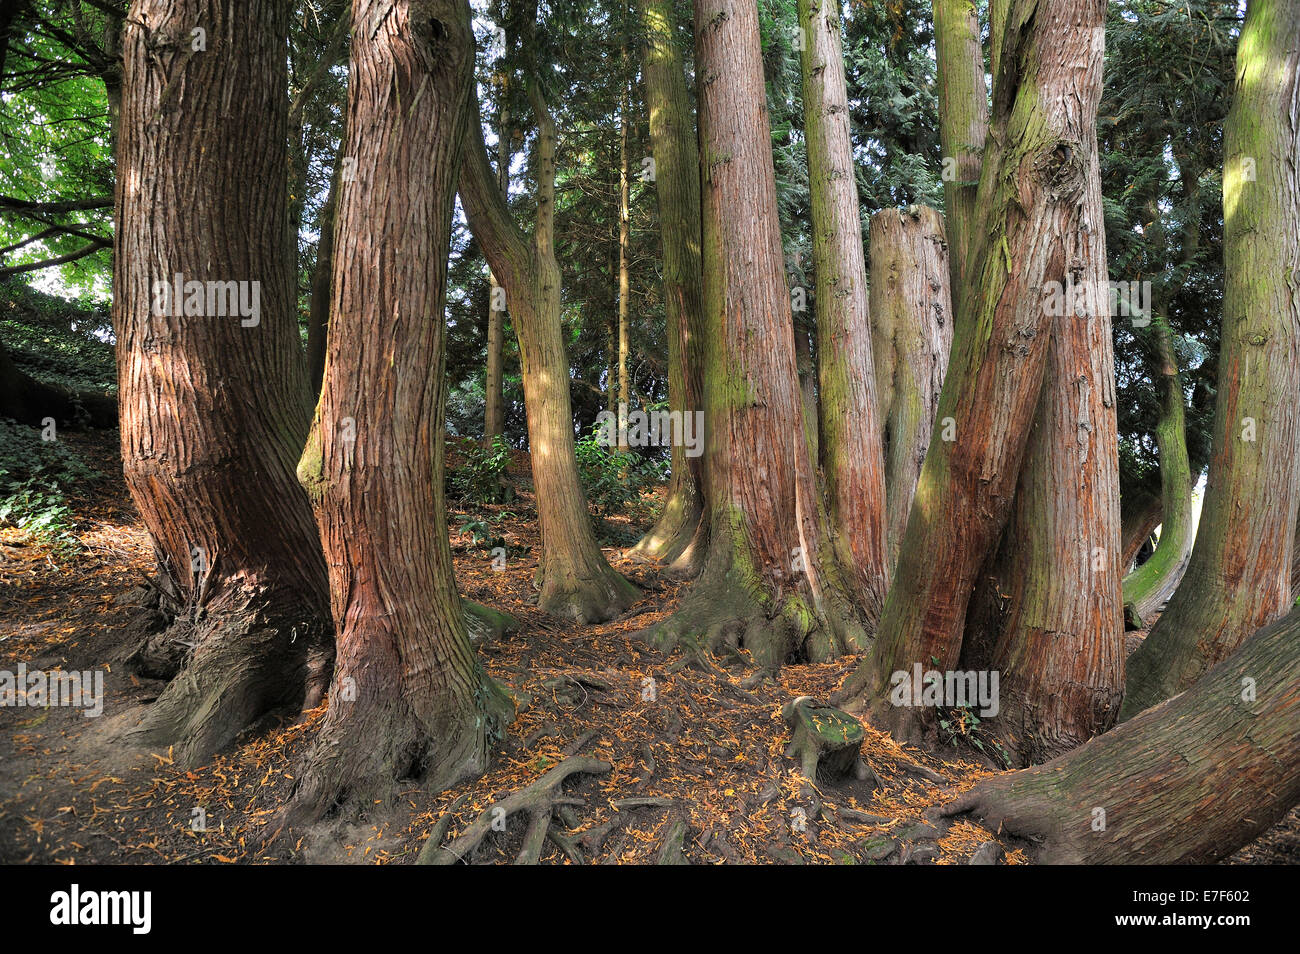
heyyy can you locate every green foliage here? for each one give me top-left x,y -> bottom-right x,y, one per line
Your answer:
574,425 -> 668,517
1,279 -> 115,394
450,435 -> 513,504
0,419 -> 95,551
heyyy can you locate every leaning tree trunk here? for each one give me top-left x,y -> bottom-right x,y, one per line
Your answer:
867,205 -> 952,573
797,0 -> 889,628
638,0 -> 868,670
628,0 -> 706,573
459,83 -> 638,623
839,0 -> 1111,745
969,96 -> 1124,766
286,0 -> 510,824
943,603 -> 1300,863
1122,0 -> 1300,719
1120,318 -> 1196,627
932,0 -> 987,320
114,0 -> 331,766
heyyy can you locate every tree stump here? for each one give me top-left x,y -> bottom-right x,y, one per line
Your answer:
782,697 -> 872,784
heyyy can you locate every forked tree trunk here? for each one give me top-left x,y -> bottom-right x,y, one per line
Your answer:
932,0 -> 987,319
114,0 -> 331,766
1120,318 -> 1195,626
943,604 -> 1300,864
639,0 -> 868,670
628,0 -> 706,573
286,0 -> 510,824
867,205 -> 952,572
970,105 -> 1124,765
839,0 -> 1110,744
797,0 -> 889,628
1122,0 -> 1300,718
460,83 -> 638,623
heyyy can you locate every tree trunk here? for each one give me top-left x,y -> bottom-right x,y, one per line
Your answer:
943,603 -> 1300,863
1122,0 -> 1300,718
616,64 -> 632,453
840,0 -> 1111,745
932,0 -> 988,319
306,151 -> 342,397
286,0 -> 510,824
1119,486 -> 1161,572
1120,318 -> 1196,626
867,205 -> 952,573
483,81 -> 510,449
638,0 -> 868,670
114,0 -> 331,766
459,83 -> 638,623
971,109 -> 1124,766
797,0 -> 889,628
628,0 -> 706,573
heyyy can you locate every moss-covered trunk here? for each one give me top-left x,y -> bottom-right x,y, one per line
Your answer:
114,0 -> 331,766
867,206 -> 953,573
285,0 -> 509,825
797,0 -> 889,628
1122,0 -> 1300,717
841,0 -> 1111,746
944,603 -> 1300,863
629,0 -> 706,573
1120,318 -> 1195,626
932,0 -> 988,320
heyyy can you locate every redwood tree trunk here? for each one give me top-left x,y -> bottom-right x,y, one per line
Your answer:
628,0 -> 706,573
943,603 -> 1300,864
114,0 -> 330,765
867,205 -> 952,573
286,0 -> 509,823
840,0 -> 1111,744
1122,0 -> 1300,718
459,82 -> 638,623
798,0 -> 889,628
640,0 -> 868,669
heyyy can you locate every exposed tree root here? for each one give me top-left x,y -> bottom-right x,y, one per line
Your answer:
633,561 -> 853,671
120,582 -> 327,767
275,666 -> 514,833
538,564 -> 640,625
418,755 -> 612,865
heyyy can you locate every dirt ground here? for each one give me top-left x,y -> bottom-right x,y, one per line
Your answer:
1,428 -> 1295,864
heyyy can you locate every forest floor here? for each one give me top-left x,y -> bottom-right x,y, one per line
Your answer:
1,427 -> 1296,865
